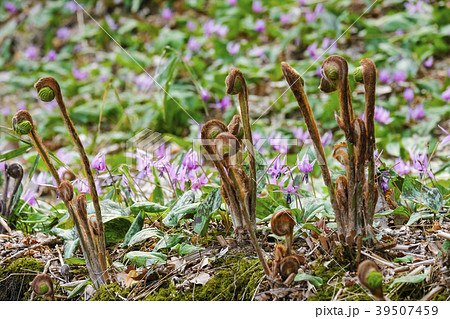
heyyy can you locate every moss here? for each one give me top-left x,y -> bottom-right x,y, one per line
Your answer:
432,291 -> 449,301
145,256 -> 265,301
91,283 -> 130,301
367,272 -> 383,289
0,257 -> 44,301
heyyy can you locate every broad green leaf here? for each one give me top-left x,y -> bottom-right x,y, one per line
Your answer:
121,211 -> 145,248
0,145 -> 32,161
294,272 -> 323,287
128,228 -> 164,247
124,251 -> 167,267
394,255 -> 414,264
193,188 -> 222,235
407,212 -> 434,225
401,175 -> 443,213
175,243 -> 205,255
172,190 -> 196,210
162,203 -> 200,227
150,166 -> 164,206
104,216 -> 134,244
67,279 -> 92,300
153,234 -> 185,251
129,201 -> 168,215
375,206 -> 410,218
389,273 -> 426,289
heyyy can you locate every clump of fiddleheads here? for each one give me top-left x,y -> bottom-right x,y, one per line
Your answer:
34,76 -> 108,284
201,69 -> 271,278
12,109 -> 107,288
282,55 -> 379,252
0,163 -> 23,234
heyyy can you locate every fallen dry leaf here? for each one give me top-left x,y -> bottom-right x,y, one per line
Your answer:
190,272 -> 211,285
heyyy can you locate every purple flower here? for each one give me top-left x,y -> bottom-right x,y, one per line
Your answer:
394,158 -> 411,176
72,66 -> 88,80
77,179 -> 90,194
395,29 -> 404,36
203,20 -> 216,37
380,172 -> 389,193
64,1 -> 80,12
91,153 -> 106,171
393,70 -> 406,82
45,50 -> 57,61
305,10 -> 316,22
191,172 -> 212,190
17,101 -> 26,110
187,20 -> 196,31
403,88 -> 414,102
135,73 -> 153,92
315,65 -> 322,77
409,146 -> 435,180
280,13 -> 291,24
379,69 -> 391,84
442,87 -> 450,101
73,43 -> 83,53
210,96 -> 231,109
423,56 -> 434,68
270,132 -> 289,154
292,126 -> 310,144
298,0 -> 306,5
408,104 -> 425,121
4,1 -> 17,13
268,156 -> 289,182
274,177 -> 301,200
405,0 -> 424,14
321,37 -> 337,53
249,45 -> 266,60
252,1 -> 263,13
56,27 -> 70,40
226,41 -> 240,55
215,24 -> 229,38
307,42 -> 318,59
25,46 -> 38,60
200,88 -> 210,101
1,106 -> 10,116
0,162 -> 6,171
227,0 -> 237,6
106,15 -> 118,30
314,3 -> 324,15
321,131 -> 332,146
254,19 -> 266,32
23,189 -> 37,206
374,106 -> 393,124
56,148 -> 72,164
183,149 -> 200,171
187,37 -> 201,51
297,154 -> 316,183
438,125 -> 450,146
162,7 -> 173,20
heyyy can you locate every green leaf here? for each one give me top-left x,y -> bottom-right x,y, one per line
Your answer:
127,228 -> 164,247
129,201 -> 168,215
64,258 -> 86,265
153,234 -> 185,251
0,145 -> 32,161
67,279 -> 91,300
375,206 -> 410,218
104,216 -> 134,244
401,175 -> 443,213
124,251 -> 167,267
150,166 -> 164,206
193,188 -> 222,236
443,240 -> 450,253
407,212 -> 434,225
294,272 -> 323,287
389,273 -> 426,289
175,243 -> 204,255
162,203 -> 200,227
394,255 -> 414,264
121,211 -> 145,248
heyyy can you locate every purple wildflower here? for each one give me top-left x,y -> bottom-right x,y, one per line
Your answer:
227,0 -> 237,6
25,46 -> 38,60
423,56 -> 434,68
200,88 -> 210,101
379,69 -> 391,84
374,106 -> 393,124
408,104 -> 425,121
305,10 -> 315,22
91,153 -> 106,171
226,42 -> 240,55
438,125 -> 450,146
215,24 -> 229,38
182,149 -> 200,171
274,177 -> 301,202
315,65 -> 322,77
1,106 -> 10,116
56,27 -> 70,40
161,7 -> 173,20
395,29 -> 404,36
72,66 -> 88,80
254,19 -> 266,32
106,15 -> 118,30
252,1 -> 263,13
23,189 -> 37,206
270,132 -> 289,154
393,70 -> 406,82
17,101 -> 26,110
314,3 -> 324,15
307,42 -> 318,59
280,13 -> 291,24
56,148 -> 72,164
292,127 -> 310,144
187,21 -> 196,31
203,20 -> 216,37
249,45 -> 266,60
394,158 -> 411,176
405,0 -> 424,14
191,172 -> 212,190
409,146 -> 435,180
321,131 -> 332,146
380,172 -> 389,192
73,43 -> 82,53
403,88 -> 414,102
64,1 -> 80,12
210,96 -> 231,109
268,156 -> 289,182
4,1 -> 17,13
135,73 -> 153,92
45,50 -> 57,61
187,37 -> 201,51
77,179 -> 90,194
442,87 -> 450,101
297,153 -> 316,183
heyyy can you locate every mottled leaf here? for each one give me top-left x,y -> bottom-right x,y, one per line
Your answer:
67,279 -> 91,300
154,234 -> 185,251
389,273 -> 426,289
175,242 -> 205,255
162,203 -> 200,227
402,175 -> 443,213
124,251 -> 167,267
129,202 -> 168,215
394,255 -> 414,264
121,211 -> 145,248
294,272 -> 323,287
128,228 -> 164,247
193,188 -> 222,235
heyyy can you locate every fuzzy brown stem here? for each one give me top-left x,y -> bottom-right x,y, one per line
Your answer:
281,62 -> 342,233
34,77 -> 108,280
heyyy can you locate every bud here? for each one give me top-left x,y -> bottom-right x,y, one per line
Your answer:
38,86 -> 55,102
353,66 -> 363,83
12,110 -> 34,135
59,180 -> 74,202
225,69 -> 243,95
7,163 -> 23,179
31,274 -> 54,300
325,66 -> 338,80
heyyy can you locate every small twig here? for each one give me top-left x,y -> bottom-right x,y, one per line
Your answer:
421,285 -> 444,301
